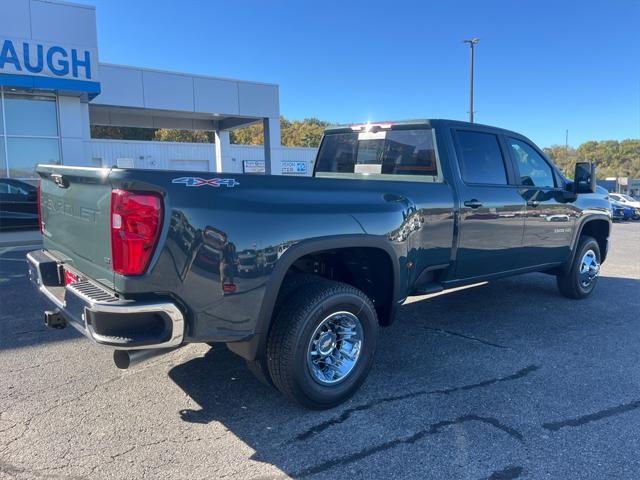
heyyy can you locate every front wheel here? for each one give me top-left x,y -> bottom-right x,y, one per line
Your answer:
267,279 -> 378,409
556,235 -> 601,299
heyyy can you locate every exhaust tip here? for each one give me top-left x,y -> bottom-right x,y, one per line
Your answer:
113,350 -> 131,369
113,346 -> 181,370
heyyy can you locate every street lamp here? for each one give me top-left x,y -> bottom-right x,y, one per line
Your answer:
463,38 -> 480,123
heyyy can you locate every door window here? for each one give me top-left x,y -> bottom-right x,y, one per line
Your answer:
456,131 -> 508,185
508,138 -> 555,188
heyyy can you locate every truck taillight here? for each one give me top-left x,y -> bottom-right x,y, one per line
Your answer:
110,189 -> 163,276
37,179 -> 43,234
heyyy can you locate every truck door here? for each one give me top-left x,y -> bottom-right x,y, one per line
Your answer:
504,137 -> 575,267
452,129 -> 526,279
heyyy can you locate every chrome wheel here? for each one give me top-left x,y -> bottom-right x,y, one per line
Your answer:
307,311 -> 364,386
579,249 -> 600,288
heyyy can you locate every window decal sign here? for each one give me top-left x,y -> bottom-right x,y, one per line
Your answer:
172,177 -> 239,188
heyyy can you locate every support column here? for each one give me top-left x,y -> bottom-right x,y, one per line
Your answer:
214,129 -> 231,173
263,117 -> 281,175
58,95 -> 90,167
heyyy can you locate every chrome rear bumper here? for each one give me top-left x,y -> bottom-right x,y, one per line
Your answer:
27,249 -> 184,350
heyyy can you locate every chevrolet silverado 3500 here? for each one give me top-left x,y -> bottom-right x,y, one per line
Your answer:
28,119 -> 610,408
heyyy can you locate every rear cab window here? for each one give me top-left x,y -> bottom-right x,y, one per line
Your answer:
315,127 -> 442,183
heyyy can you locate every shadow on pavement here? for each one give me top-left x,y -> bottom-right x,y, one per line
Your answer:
168,273 -> 639,478
0,247 -> 84,351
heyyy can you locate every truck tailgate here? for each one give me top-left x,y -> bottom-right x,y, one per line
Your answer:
38,165 -> 114,288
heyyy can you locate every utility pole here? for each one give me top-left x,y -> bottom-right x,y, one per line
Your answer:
463,38 -> 480,123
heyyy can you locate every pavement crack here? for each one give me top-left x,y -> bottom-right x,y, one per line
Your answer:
293,414 -> 524,478
12,329 -> 47,337
484,465 -> 525,480
424,326 -> 508,349
2,358 -> 63,374
542,399 -> 640,431
292,364 -> 539,442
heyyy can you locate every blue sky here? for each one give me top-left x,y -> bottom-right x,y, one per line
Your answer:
78,0 -> 639,147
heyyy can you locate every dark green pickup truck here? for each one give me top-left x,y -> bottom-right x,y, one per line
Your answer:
28,119 -> 611,408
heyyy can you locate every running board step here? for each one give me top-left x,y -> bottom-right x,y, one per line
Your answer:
413,282 -> 444,295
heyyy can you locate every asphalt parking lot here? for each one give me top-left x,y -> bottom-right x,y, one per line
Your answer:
1,223 -> 639,480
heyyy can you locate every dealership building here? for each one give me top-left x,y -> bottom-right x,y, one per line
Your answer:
0,0 -> 315,180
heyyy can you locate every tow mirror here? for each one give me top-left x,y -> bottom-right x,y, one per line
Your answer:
573,162 -> 596,194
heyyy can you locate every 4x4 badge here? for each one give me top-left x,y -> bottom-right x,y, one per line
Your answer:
172,177 -> 239,188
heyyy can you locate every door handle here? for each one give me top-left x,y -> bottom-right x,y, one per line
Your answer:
464,199 -> 483,209
527,200 -> 539,207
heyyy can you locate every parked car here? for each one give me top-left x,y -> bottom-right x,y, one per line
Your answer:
609,193 -> 640,208
28,119 -> 611,409
0,178 -> 39,231
609,193 -> 640,219
610,200 -> 634,221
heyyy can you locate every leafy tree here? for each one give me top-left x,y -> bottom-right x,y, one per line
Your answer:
230,122 -> 263,145
153,129 -> 215,143
543,145 -> 580,177
545,139 -> 639,179
230,116 -> 330,147
90,125 -> 157,141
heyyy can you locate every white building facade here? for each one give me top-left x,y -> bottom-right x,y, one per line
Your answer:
0,0 -> 316,179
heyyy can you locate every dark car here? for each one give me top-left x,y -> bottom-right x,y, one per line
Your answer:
0,178 -> 39,231
28,119 -> 611,409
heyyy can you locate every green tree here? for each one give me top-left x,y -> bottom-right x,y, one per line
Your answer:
546,139 -> 640,179
230,122 -> 263,145
153,129 -> 215,143
90,125 -> 157,140
543,145 -> 580,177
230,117 -> 331,147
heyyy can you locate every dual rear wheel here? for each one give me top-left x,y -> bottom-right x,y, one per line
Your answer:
264,277 -> 378,409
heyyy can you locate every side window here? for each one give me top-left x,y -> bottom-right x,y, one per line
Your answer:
508,138 -> 556,188
456,131 -> 508,185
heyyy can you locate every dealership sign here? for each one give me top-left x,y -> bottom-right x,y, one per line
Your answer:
243,160 -> 266,174
282,161 -> 308,176
0,37 -> 100,95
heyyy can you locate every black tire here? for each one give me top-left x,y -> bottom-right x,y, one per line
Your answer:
272,273 -> 325,318
267,279 -> 378,409
556,235 -> 601,299
245,274 -> 330,387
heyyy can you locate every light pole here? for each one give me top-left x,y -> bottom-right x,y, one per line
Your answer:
463,38 -> 479,123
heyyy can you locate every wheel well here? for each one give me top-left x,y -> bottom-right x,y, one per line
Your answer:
580,219 -> 610,262
284,247 -> 395,325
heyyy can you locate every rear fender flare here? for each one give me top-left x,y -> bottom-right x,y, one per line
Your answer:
234,235 -> 401,361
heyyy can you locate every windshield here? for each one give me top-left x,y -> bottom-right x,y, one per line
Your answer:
315,128 -> 440,182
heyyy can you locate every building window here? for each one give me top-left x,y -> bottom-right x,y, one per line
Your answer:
0,90 -> 61,178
